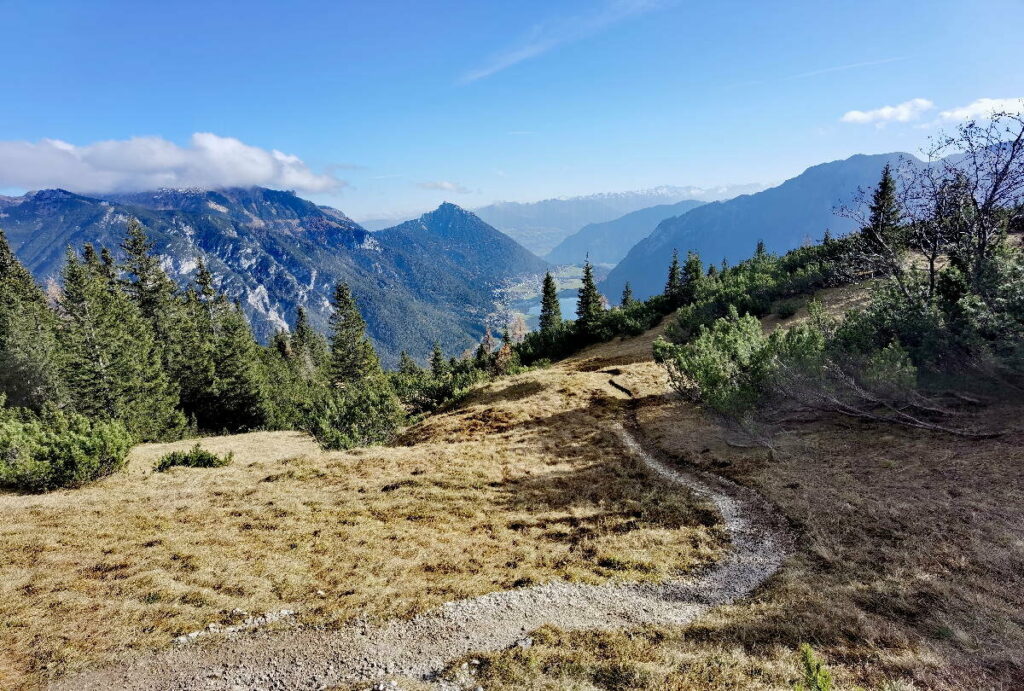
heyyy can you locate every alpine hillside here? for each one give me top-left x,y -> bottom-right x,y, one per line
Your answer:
0,188 -> 547,364
545,199 -> 705,266
602,152 -> 909,299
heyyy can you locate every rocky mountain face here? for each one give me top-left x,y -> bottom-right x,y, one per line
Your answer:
473,184 -> 763,256
0,188 -> 547,365
545,199 -> 705,266
601,153 -> 910,300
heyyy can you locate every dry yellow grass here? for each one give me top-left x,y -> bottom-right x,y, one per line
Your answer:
0,347 -> 723,690
452,294 -> 1024,690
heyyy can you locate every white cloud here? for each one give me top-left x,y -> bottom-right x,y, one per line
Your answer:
417,180 -> 470,193
840,98 -> 934,126
459,0 -> 667,84
939,97 -> 1024,121
0,133 -> 342,194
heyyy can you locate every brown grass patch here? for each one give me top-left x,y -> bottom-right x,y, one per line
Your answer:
461,311 -> 1024,690
0,355 -> 722,689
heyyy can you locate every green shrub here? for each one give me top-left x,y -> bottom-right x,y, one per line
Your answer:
794,643 -> 833,691
303,379 -> 405,450
655,307 -> 826,417
655,308 -> 775,415
0,410 -> 132,492
776,298 -> 804,319
155,444 -> 233,472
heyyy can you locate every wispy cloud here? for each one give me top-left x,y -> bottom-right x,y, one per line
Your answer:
788,57 -> 907,81
939,97 -> 1024,121
840,98 -> 934,126
417,180 -> 470,193
728,56 -> 907,89
459,0 -> 667,84
0,133 -> 342,194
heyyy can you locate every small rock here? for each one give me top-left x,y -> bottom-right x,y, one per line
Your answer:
515,636 -> 533,649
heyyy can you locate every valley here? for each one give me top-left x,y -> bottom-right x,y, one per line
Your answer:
5,291 -> 1022,689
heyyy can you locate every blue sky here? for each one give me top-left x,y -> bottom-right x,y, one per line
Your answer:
1,0 -> 1022,220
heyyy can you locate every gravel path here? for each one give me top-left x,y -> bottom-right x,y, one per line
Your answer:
54,380 -> 792,691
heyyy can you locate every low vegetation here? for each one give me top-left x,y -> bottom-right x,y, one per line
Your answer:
655,113 -> 1024,437
0,406 -> 132,493
155,444 -> 233,472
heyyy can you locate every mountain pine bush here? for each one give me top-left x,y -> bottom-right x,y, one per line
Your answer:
0,406 -> 132,492
155,444 -> 233,472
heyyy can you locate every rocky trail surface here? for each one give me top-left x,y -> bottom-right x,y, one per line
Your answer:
55,375 -> 792,691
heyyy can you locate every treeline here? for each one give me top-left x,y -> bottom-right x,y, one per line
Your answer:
0,221 -> 511,491
512,228 -> 859,367
654,113 -> 1024,434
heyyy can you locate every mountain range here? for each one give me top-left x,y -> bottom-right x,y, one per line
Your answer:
601,152 -> 907,299
0,188 -> 547,365
471,184 -> 763,257
545,199 -> 705,266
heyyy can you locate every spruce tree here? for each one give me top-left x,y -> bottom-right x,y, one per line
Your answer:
855,164 -> 909,287
681,250 -> 703,304
205,303 -> 269,431
119,219 -> 190,391
755,239 -> 767,259
620,282 -> 635,307
120,219 -> 178,321
869,164 -> 901,236
429,341 -> 448,378
665,249 -> 683,305
292,306 -> 329,380
663,249 -> 679,298
176,280 -> 218,425
58,248 -> 185,440
398,351 -> 421,375
539,271 -> 562,332
0,229 -> 63,409
328,282 -> 381,386
576,259 -> 604,335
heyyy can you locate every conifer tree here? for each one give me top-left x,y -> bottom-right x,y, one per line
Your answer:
859,164 -> 909,276
175,280 -> 218,423
429,341 -> 448,378
706,264 -> 718,278
576,259 -> 604,334
539,271 -> 562,332
475,328 -> 496,363
120,220 -> 178,320
119,220 -> 190,389
665,249 -> 684,306
328,282 -> 381,386
869,164 -> 902,238
681,250 -> 703,304
58,248 -> 185,440
755,239 -> 767,259
620,282 -> 635,307
204,302 -> 269,431
0,229 -> 63,409
292,306 -> 329,379
398,351 -> 421,375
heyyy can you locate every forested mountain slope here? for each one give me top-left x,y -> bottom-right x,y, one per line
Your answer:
602,153 -> 909,299
0,188 -> 545,364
